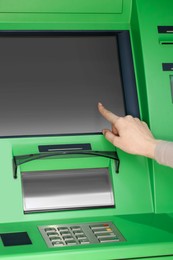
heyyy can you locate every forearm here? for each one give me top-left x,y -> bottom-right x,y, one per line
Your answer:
155,141 -> 173,168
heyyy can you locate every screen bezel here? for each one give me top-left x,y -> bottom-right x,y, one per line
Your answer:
0,30 -> 139,138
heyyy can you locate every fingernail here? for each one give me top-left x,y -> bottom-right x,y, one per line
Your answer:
98,102 -> 103,106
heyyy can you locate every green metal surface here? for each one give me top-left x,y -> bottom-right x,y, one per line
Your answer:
0,135 -> 153,224
0,0 -> 173,259
1,214 -> 173,259
131,0 -> 173,214
0,0 -> 123,14
0,0 -> 131,31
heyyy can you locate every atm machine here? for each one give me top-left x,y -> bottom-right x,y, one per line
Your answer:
0,0 -> 173,259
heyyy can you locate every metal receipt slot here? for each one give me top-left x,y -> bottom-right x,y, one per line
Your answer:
21,168 -> 114,213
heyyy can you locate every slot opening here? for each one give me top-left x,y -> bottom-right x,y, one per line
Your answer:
158,26 -> 173,34
13,150 -> 120,178
160,41 -> 173,45
20,167 -> 115,213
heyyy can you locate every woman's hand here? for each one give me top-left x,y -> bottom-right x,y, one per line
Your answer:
98,103 -> 158,158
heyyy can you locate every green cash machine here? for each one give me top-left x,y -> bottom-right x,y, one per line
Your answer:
0,0 -> 173,259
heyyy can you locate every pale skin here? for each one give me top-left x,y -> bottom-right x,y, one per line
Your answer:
98,103 -> 159,159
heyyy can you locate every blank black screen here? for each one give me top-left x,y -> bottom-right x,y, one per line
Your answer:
1,232 -> 32,246
0,35 -> 125,136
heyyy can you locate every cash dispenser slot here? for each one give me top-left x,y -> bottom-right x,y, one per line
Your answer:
21,167 -> 114,213
13,146 -> 118,214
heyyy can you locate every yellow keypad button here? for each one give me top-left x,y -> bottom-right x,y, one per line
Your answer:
106,228 -> 112,232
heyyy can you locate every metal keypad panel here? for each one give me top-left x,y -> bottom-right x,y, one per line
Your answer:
38,222 -> 125,248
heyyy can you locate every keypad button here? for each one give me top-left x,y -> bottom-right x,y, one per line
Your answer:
76,235 -> 87,239
90,225 -> 110,230
78,237 -> 89,243
80,241 -> 90,244
78,239 -> 90,243
66,241 -> 77,246
50,236 -> 62,241
60,231 -> 70,234
47,232 -> 58,236
52,241 -> 65,247
60,231 -> 71,235
94,230 -> 113,234
106,228 -> 112,232
99,237 -> 119,243
45,228 -> 56,232
71,226 -> 81,229
71,227 -> 82,232
73,232 -> 85,236
58,227 -> 69,232
94,231 -> 115,236
63,236 -> 74,241
95,234 -> 117,240
61,233 -> 72,238
97,234 -> 117,239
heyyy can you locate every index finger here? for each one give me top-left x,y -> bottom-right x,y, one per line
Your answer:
98,103 -> 119,124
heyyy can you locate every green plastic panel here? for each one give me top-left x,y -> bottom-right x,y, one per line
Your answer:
0,214 -> 173,260
0,0 -> 131,31
0,0 -> 123,14
131,0 -> 173,213
0,135 -> 153,224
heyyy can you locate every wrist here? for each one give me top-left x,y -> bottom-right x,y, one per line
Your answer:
144,139 -> 158,159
